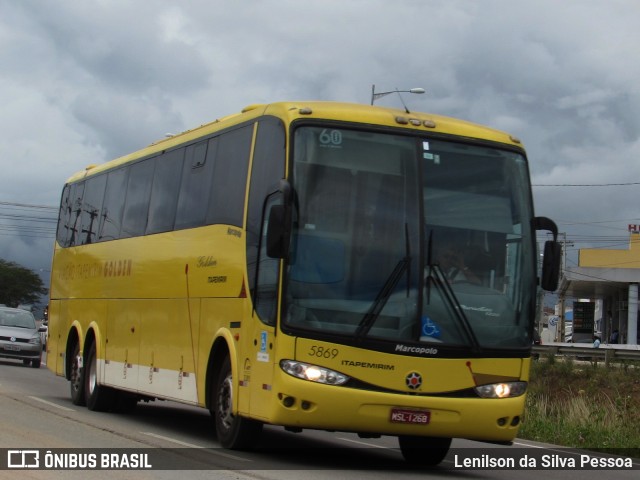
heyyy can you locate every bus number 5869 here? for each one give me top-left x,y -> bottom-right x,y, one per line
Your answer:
308,346 -> 339,359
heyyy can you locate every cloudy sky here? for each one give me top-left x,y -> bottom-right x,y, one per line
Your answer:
1,0 -> 639,289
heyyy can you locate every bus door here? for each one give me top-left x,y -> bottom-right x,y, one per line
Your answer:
243,192 -> 284,420
242,117 -> 287,420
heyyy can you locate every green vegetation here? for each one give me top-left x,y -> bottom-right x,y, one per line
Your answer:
0,258 -> 48,307
519,356 -> 640,456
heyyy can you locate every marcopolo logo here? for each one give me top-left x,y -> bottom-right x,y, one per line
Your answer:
394,344 -> 438,356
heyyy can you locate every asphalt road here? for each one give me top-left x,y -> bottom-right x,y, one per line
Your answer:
0,354 -> 637,479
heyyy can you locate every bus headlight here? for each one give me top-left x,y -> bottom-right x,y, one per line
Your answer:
474,381 -> 527,398
280,360 -> 349,385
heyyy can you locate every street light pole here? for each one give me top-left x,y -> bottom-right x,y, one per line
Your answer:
371,84 -> 425,105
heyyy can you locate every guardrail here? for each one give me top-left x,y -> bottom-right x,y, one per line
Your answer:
532,342 -> 640,365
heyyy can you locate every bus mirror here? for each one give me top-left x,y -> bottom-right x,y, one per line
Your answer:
541,240 -> 561,291
266,204 -> 290,259
533,216 -> 558,241
533,216 -> 561,291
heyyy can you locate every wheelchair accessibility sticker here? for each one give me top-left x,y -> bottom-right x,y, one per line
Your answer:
421,316 -> 441,340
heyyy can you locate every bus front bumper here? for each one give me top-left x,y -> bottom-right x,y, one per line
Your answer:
262,369 -> 526,442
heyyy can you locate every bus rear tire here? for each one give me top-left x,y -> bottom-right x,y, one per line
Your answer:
70,342 -> 86,406
212,356 -> 263,449
398,435 -> 451,466
85,342 -> 115,411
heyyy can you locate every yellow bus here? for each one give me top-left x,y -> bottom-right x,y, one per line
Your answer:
47,101 -> 560,465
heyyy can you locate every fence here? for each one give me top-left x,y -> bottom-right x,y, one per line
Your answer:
532,342 -> 640,365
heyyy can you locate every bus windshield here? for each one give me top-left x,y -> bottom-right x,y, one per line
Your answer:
284,126 -> 536,351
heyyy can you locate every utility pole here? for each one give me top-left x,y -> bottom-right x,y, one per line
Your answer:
559,232 -> 574,274
557,233 -> 574,342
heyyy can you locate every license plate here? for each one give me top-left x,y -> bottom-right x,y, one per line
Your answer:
3,345 -> 21,351
390,408 -> 431,425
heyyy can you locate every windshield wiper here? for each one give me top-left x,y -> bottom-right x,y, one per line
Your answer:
425,233 -> 480,352
355,224 -> 411,338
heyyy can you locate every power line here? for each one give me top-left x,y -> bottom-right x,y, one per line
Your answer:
532,182 -> 640,187
0,213 -> 57,223
563,268 -> 619,282
0,201 -> 58,239
0,201 -> 57,210
560,218 -> 640,225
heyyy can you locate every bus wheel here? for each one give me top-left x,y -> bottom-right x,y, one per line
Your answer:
70,342 -> 86,406
84,342 -> 115,411
212,356 -> 263,449
398,435 -> 451,466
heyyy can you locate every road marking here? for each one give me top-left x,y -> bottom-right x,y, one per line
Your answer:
140,432 -> 251,462
513,441 -> 545,448
336,437 -> 388,448
28,396 -> 75,412
141,431 -> 202,448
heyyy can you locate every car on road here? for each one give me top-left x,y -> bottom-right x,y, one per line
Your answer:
0,306 -> 44,368
39,320 -> 48,350
40,305 -> 48,350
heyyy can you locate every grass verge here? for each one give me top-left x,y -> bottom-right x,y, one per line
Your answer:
518,356 -> 640,456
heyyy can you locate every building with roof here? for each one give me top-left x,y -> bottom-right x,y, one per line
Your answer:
558,229 -> 640,345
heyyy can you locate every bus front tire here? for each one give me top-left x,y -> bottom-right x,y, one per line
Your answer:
212,356 -> 263,449
398,435 -> 451,466
84,342 -> 115,412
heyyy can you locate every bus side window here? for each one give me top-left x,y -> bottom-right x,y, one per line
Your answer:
146,148 -> 184,235
56,184 -> 72,247
206,125 -> 253,227
69,182 -> 85,247
121,158 -> 155,238
175,140 -> 213,230
248,118 -> 285,325
255,195 -> 285,325
98,167 -> 128,242
79,174 -> 107,245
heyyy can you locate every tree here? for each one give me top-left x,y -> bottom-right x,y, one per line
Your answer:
0,259 -> 48,308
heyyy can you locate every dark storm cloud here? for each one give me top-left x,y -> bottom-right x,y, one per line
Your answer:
70,91 -> 184,160
18,2 -> 211,94
1,0 -> 639,273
